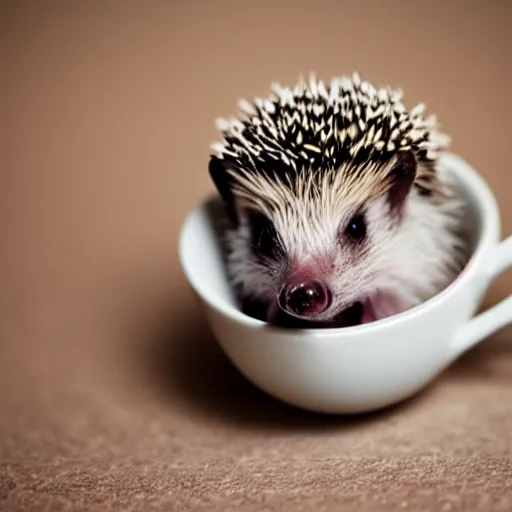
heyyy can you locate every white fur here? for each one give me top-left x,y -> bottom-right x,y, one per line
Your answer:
222,163 -> 469,323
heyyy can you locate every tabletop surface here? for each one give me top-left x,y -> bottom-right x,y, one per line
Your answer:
1,2 -> 511,511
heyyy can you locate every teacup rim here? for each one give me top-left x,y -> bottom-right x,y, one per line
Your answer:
178,151 -> 500,337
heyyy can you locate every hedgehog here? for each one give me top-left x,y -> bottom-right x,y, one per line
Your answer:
208,73 -> 470,328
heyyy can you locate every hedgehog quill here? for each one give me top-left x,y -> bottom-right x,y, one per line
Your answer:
208,73 -> 470,328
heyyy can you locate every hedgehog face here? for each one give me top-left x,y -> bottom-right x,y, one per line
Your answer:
215,151 -> 419,327
224,195 -> 402,326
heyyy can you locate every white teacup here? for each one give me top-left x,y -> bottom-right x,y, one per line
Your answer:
178,152 -> 512,414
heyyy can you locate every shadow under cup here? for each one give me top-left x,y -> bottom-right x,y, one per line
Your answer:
179,152 -> 507,414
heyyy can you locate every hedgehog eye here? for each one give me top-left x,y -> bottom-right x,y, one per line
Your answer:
344,212 -> 367,241
247,211 -> 283,260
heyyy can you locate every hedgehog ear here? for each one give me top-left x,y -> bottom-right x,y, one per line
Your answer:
209,156 -> 239,226
386,150 -> 417,216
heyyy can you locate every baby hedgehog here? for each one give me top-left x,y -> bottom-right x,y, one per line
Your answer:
208,73 -> 469,328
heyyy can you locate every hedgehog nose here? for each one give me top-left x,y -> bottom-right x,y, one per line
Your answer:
280,281 -> 331,317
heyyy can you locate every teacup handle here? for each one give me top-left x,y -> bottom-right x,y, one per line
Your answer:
450,235 -> 512,357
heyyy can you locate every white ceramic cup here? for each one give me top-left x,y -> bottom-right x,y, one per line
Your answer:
178,152 -> 512,415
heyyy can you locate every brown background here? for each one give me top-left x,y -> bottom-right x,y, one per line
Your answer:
1,1 -> 511,511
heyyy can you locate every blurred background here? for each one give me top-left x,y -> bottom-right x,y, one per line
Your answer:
1,1 -> 511,510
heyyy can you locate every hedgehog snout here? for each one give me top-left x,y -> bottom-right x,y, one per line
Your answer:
278,280 -> 332,318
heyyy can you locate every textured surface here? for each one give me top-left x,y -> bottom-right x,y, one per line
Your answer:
1,1 -> 512,511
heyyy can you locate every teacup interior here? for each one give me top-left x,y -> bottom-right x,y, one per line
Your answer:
180,196 -> 241,309
444,166 -> 483,279
180,158 -> 484,321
